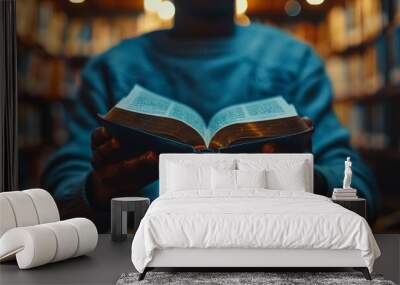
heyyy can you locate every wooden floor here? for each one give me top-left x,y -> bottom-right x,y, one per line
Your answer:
373,234 -> 400,283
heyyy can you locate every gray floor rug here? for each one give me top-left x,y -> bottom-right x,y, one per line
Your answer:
116,272 -> 396,285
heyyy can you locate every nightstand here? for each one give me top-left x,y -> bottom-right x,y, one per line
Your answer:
111,197 -> 150,242
331,198 -> 366,219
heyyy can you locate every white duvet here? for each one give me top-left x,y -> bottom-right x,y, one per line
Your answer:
131,190 -> 380,273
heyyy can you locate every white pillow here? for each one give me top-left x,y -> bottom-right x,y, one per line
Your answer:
238,159 -> 308,192
167,162 -> 211,191
236,169 -> 267,189
166,159 -> 236,192
211,169 -> 267,191
266,167 -> 306,192
211,168 -> 236,190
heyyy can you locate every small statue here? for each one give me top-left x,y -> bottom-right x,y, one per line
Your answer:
342,157 -> 352,189
333,157 -> 357,198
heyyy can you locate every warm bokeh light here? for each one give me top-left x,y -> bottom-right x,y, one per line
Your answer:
306,0 -> 325,5
69,0 -> 85,3
157,1 -> 175,21
285,0 -> 301,17
235,0 -> 248,15
236,14 -> 251,26
144,0 -> 162,13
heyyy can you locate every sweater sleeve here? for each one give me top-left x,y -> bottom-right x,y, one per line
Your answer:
42,57 -> 111,211
291,47 -> 380,220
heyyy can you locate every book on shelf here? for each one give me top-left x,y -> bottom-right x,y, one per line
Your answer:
327,0 -> 389,52
16,0 -> 170,58
395,0 -> 400,23
98,85 -> 313,156
327,36 -> 387,98
334,101 -> 390,150
390,25 -> 400,85
18,103 -> 42,148
18,101 -> 68,149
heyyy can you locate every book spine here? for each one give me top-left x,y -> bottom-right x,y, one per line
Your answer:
334,188 -> 357,191
332,196 -> 359,200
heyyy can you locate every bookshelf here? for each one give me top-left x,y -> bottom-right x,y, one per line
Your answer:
17,0 -> 400,232
16,0 -> 177,187
265,1 -> 400,158
324,0 -> 400,233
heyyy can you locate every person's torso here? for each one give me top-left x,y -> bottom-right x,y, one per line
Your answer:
96,24 -> 310,123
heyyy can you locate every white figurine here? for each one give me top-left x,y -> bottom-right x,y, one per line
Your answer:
343,157 -> 352,189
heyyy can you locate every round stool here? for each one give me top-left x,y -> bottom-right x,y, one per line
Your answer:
111,197 -> 150,242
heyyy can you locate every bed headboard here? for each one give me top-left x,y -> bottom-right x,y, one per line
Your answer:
159,153 -> 313,195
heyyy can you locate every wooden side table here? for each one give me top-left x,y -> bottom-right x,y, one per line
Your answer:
111,197 -> 150,242
331,198 -> 366,219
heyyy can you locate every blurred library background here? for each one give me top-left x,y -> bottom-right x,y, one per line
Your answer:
17,0 -> 400,232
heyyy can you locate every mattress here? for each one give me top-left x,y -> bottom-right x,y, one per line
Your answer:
131,190 -> 380,273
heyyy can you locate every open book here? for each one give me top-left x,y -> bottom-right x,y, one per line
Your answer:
99,85 -> 313,154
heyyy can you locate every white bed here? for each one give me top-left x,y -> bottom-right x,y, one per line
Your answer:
131,154 -> 380,280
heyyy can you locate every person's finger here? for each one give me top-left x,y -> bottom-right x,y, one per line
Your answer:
121,151 -> 158,172
302,116 -> 313,128
91,138 -> 119,168
101,164 -> 158,192
261,143 -> 276,153
91,127 -> 111,148
97,151 -> 158,179
94,137 -> 121,161
97,151 -> 158,186
103,165 -> 158,192
89,151 -> 159,204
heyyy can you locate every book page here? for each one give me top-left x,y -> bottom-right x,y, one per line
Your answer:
115,85 -> 207,140
207,96 -> 297,144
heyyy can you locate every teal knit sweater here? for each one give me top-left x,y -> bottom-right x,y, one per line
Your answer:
43,24 -> 379,220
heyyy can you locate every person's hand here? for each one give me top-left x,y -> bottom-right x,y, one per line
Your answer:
302,116 -> 313,129
88,127 -> 159,208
